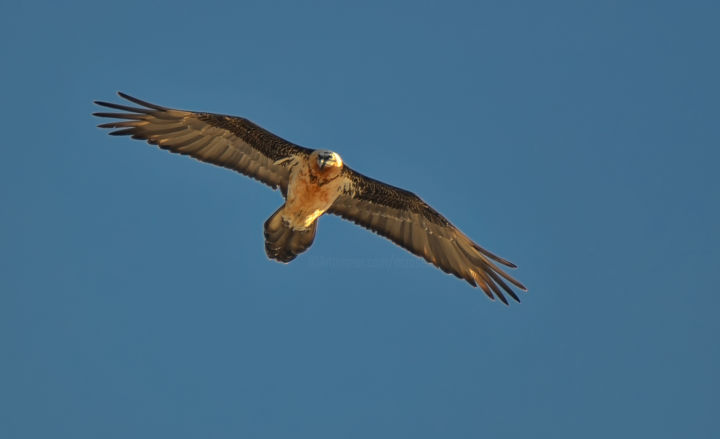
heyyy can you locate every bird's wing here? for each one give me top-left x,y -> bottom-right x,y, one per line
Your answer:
329,167 -> 526,304
94,92 -> 312,194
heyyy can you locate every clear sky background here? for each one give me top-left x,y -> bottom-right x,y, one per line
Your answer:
1,1 -> 718,438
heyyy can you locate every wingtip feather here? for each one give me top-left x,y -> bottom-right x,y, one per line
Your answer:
94,100 -> 113,108
108,128 -> 135,136
117,92 -> 167,110
497,292 -> 509,305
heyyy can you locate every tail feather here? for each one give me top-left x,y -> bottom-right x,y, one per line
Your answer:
264,206 -> 317,263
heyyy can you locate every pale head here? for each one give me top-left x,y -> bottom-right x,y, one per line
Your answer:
311,149 -> 343,171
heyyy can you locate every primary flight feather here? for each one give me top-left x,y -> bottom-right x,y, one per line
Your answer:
94,93 -> 527,304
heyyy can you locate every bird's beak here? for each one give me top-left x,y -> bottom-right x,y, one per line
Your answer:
318,157 -> 328,169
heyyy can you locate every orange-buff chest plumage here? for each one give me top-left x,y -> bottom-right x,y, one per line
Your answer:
283,161 -> 344,230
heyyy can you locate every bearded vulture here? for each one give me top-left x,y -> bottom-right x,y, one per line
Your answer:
94,93 -> 527,304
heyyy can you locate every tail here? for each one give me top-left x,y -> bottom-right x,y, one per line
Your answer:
264,205 -> 317,263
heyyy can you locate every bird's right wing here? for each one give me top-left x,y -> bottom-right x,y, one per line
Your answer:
94,92 -> 313,194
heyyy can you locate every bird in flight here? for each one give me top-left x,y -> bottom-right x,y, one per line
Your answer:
94,93 -> 527,304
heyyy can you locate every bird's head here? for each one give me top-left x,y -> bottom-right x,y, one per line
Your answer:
312,149 -> 343,172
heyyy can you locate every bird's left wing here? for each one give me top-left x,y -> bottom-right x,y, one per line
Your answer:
94,92 -> 312,194
329,167 -> 526,304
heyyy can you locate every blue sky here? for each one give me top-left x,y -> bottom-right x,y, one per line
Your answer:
1,1 -> 718,438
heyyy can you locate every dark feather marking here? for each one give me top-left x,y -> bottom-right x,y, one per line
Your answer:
97,121 -> 138,129
485,262 -> 527,291
486,269 -> 520,303
472,242 -> 517,268
117,91 -> 168,111
342,167 -> 449,226
93,112 -> 146,120
94,100 -> 153,114
471,266 -> 508,305
109,128 -> 136,136
197,113 -> 312,162
474,273 -> 495,301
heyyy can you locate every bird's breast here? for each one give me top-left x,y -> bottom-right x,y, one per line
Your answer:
283,164 -> 343,230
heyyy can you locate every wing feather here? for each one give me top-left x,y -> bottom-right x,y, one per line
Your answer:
94,92 -> 312,193
329,167 -> 526,304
